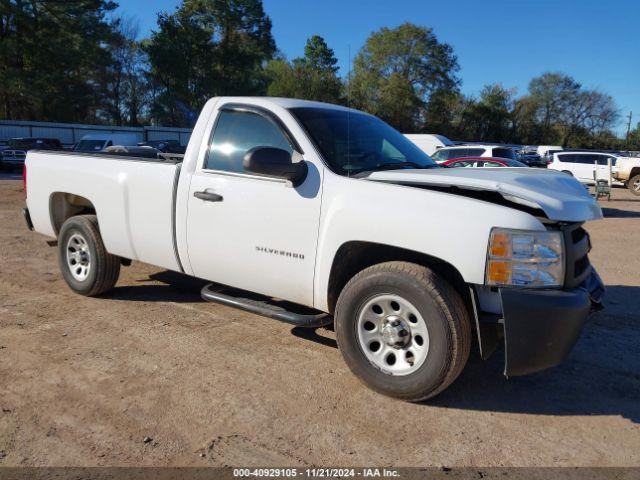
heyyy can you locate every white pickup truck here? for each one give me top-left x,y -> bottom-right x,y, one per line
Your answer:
24,97 -> 605,401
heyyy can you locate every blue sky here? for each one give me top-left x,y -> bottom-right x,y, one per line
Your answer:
121,0 -> 639,134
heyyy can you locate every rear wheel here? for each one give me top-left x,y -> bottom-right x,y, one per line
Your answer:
561,170 -> 573,176
628,174 -> 640,196
335,261 -> 471,401
58,215 -> 120,296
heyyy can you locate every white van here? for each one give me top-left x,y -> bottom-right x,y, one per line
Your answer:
74,133 -> 141,153
548,151 -> 618,184
430,144 -> 517,163
404,134 -> 453,155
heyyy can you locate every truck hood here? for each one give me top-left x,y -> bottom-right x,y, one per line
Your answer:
367,168 -> 603,222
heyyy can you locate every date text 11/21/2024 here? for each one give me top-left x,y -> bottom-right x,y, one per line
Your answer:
232,468 -> 400,478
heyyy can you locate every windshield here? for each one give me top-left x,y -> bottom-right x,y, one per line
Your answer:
75,140 -> 106,152
492,147 -> 516,160
289,107 -> 437,175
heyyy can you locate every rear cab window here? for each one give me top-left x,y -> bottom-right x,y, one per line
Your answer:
465,148 -> 486,157
492,148 -> 515,160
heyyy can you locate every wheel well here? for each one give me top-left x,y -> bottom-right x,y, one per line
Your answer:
326,241 -> 470,314
630,167 -> 640,179
49,192 -> 97,236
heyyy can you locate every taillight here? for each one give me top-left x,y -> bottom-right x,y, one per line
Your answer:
22,164 -> 27,196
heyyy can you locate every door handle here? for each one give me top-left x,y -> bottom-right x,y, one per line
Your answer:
194,190 -> 223,202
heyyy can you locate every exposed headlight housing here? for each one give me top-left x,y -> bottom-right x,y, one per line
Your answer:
486,228 -> 565,288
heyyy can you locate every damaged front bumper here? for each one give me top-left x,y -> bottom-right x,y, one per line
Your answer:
472,269 -> 605,377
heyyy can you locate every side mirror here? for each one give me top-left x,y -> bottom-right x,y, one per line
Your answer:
243,147 -> 307,186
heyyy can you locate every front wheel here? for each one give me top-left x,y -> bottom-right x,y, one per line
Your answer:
58,215 -> 120,296
335,261 -> 471,401
628,174 -> 640,196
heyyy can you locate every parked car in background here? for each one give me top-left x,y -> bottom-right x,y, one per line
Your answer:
0,137 -> 62,170
516,148 -> 547,168
138,139 -> 186,154
430,144 -> 517,163
73,133 -> 140,153
403,134 -> 454,155
442,157 -> 528,168
547,151 -> 619,185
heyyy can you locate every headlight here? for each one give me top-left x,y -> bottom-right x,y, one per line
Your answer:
486,228 -> 565,288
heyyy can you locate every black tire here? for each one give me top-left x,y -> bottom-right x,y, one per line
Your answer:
628,174 -> 640,196
335,261 -> 472,402
58,215 -> 120,296
561,170 -> 573,176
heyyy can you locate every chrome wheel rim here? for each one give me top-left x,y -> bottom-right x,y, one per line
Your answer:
633,178 -> 640,192
66,233 -> 91,281
357,294 -> 429,376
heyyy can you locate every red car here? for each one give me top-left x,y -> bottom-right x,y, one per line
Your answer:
442,156 -> 528,168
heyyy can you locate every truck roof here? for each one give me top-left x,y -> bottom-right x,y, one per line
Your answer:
212,96 -> 355,112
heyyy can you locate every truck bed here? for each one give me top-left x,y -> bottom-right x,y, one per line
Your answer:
26,150 -> 183,272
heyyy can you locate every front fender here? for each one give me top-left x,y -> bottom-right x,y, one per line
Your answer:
312,173 -> 544,311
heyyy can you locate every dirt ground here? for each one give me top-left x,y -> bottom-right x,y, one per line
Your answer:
0,174 -> 639,467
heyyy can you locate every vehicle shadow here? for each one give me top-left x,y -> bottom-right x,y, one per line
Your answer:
291,326 -> 337,349
601,207 -> 640,218
109,270 -> 324,316
108,270 -> 208,303
108,272 -> 639,422
430,285 -> 640,423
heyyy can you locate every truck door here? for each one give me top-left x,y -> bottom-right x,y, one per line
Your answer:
185,105 -> 322,306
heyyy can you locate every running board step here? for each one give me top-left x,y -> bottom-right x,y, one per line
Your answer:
201,284 -> 332,328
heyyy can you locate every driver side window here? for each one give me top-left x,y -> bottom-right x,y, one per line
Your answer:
205,110 -> 293,173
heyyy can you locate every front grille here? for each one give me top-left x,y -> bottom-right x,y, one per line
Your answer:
560,223 -> 592,288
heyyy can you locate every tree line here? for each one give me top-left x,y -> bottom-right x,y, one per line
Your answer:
1,0 -> 637,150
